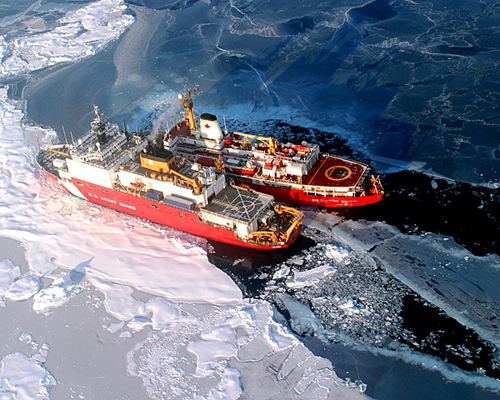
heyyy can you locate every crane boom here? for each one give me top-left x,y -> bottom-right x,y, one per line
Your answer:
232,132 -> 279,155
47,148 -> 70,158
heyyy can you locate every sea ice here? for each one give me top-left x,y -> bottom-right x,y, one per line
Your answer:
286,264 -> 337,289
142,296 -> 197,331
264,224 -> 500,393
32,272 -> 86,315
207,368 -> 242,400
265,227 -> 408,347
187,340 -> 239,377
372,233 -> 500,347
6,273 -> 41,302
0,352 -> 56,400
87,275 -> 144,321
281,293 -> 323,336
0,259 -> 21,306
0,0 -> 134,78
0,1 -> 498,397
128,300 -> 366,400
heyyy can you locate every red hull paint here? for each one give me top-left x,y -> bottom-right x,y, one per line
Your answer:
235,179 -> 383,208
45,171 -> 59,182
66,176 -> 299,250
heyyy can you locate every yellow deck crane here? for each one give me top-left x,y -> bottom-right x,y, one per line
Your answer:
141,152 -> 202,194
178,89 -> 197,131
274,204 -> 304,242
232,132 -> 279,155
47,148 -> 70,158
248,205 -> 304,244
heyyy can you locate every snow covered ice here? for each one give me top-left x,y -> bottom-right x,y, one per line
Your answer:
0,352 -> 56,400
7,273 -> 42,302
127,300 -> 368,400
0,83 -> 364,398
0,0 -> 134,78
0,0 -> 499,399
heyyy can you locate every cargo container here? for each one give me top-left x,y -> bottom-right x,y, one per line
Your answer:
147,188 -> 164,201
163,194 -> 195,210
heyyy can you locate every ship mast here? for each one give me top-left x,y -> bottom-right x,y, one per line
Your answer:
179,89 -> 197,131
91,105 -> 107,144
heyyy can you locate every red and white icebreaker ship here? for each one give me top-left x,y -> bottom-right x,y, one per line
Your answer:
164,90 -> 384,208
37,106 -> 303,249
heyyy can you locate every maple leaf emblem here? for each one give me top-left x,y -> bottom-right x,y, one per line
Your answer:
204,124 -> 210,129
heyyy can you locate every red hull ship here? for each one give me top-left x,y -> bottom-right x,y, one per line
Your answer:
164,90 -> 384,208
37,106 -> 303,250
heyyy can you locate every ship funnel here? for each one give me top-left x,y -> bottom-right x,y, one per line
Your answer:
200,113 -> 223,141
122,119 -> 130,140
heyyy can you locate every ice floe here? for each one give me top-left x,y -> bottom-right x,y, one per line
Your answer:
264,222 -> 500,393
286,264 -> 337,289
32,266 -> 87,315
127,300 -> 367,399
0,76 -> 366,399
0,0 -> 134,78
372,232 -> 500,348
6,273 -> 42,302
0,259 -> 20,306
0,352 -> 56,400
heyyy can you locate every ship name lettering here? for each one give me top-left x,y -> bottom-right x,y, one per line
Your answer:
119,202 -> 136,210
100,196 -> 117,204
